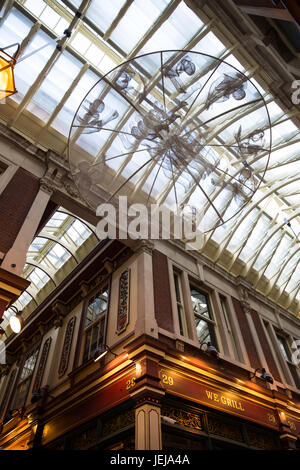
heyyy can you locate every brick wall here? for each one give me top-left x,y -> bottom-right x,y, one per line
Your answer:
231,296 -> 261,370
152,250 -> 174,332
0,168 -> 39,254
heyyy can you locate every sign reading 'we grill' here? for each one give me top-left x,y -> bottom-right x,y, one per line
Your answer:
159,368 -> 280,431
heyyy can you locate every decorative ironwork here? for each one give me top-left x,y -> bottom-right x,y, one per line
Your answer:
58,316 -> 76,377
116,269 -> 130,334
69,50 -> 271,233
162,405 -> 203,430
247,427 -> 278,450
207,414 -> 244,442
70,425 -> 97,450
102,409 -> 135,436
32,337 -> 51,393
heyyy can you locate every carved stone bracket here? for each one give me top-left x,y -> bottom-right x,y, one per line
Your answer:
103,260 -> 114,274
40,159 -> 84,203
79,282 -> 89,299
52,300 -> 68,329
52,300 -> 68,318
133,240 -> 154,256
53,315 -> 64,329
0,364 -> 9,377
39,181 -> 54,196
236,277 -> 253,315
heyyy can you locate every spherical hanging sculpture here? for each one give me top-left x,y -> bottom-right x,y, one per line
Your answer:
68,51 -> 271,233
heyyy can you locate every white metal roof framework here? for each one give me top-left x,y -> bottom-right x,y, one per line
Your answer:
0,0 -> 299,317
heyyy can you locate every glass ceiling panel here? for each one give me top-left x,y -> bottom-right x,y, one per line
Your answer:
110,0 -> 169,54
24,0 -> 47,17
0,7 -> 32,46
85,0 -> 127,33
14,30 -> 57,104
27,50 -> 83,121
285,267 -> 300,294
192,31 -> 226,56
227,208 -> 259,253
239,214 -> 271,262
277,248 -> 299,280
263,234 -> 293,279
52,68 -> 99,136
253,230 -> 283,271
139,2 -> 204,56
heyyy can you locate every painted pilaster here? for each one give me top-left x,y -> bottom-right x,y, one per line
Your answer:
133,241 -> 158,338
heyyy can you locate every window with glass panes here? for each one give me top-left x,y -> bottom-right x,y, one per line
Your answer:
276,334 -> 300,389
190,285 -> 218,349
83,286 -> 109,362
11,347 -> 39,409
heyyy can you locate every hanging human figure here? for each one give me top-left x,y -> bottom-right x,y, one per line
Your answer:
205,72 -> 247,110
164,55 -> 196,93
76,98 -> 119,134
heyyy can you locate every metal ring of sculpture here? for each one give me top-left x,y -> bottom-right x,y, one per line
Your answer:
68,50 -> 271,233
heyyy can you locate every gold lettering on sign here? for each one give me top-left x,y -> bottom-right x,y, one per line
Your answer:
205,390 -> 245,411
126,377 -> 136,390
267,413 -> 276,424
161,374 -> 174,386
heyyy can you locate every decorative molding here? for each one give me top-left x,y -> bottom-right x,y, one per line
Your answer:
102,409 -> 135,436
133,240 -> 154,256
32,337 -> 51,393
37,321 -> 46,337
103,260 -> 114,274
0,364 -> 9,377
162,405 -> 203,430
207,413 -> 244,443
53,315 -> 64,330
39,181 -> 53,196
58,316 -> 76,377
52,300 -> 68,317
79,282 -> 89,298
237,282 -> 252,315
61,177 -> 80,198
116,269 -> 130,334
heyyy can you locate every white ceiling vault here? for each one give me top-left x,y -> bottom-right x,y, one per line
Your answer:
0,0 -> 300,317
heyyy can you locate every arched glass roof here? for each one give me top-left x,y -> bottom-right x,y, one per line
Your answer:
3,208 -> 98,329
0,1 -> 299,316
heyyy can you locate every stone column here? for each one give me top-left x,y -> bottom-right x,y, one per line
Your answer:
127,337 -> 165,450
134,397 -> 162,450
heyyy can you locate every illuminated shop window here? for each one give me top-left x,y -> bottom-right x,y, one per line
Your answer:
190,285 -> 218,349
82,286 -> 109,363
